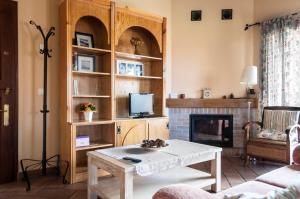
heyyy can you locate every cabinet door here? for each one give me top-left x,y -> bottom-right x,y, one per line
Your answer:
116,120 -> 147,147
148,118 -> 169,140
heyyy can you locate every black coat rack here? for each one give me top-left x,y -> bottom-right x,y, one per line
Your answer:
20,21 -> 69,191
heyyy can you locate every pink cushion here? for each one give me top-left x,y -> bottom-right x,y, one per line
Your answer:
293,144 -> 300,165
256,165 -> 300,188
153,184 -> 220,199
217,181 -> 282,197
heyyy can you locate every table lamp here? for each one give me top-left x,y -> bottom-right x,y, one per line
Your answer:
240,65 -> 258,97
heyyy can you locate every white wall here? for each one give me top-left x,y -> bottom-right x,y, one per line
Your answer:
171,0 -> 254,98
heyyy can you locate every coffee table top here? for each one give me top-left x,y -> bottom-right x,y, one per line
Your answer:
95,139 -> 222,176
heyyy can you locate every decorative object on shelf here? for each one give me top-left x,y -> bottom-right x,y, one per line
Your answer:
77,54 -> 95,72
222,9 -> 233,20
179,94 -> 186,99
116,59 -> 144,76
72,52 -> 78,71
80,102 -> 96,122
169,93 -> 178,99
202,88 -> 212,99
116,59 -> 127,74
130,37 -> 143,54
229,93 -> 234,99
240,65 -> 258,98
75,32 -> 94,48
73,80 -> 79,95
222,95 -> 227,99
20,20 -> 68,191
126,62 -> 135,76
76,136 -> 90,147
191,10 -> 202,21
135,63 -> 144,76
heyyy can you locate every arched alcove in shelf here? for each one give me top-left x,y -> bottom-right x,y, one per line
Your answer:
116,26 -> 162,58
74,16 -> 110,50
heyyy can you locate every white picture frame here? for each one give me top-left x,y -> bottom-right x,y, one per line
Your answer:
116,60 -> 127,74
75,32 -> 94,48
77,55 -> 95,72
116,59 -> 144,76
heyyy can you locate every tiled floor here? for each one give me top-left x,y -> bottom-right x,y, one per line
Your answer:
0,157 -> 282,199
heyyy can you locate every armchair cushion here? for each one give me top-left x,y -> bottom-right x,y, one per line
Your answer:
256,129 -> 287,142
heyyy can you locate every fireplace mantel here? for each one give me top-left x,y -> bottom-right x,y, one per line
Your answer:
166,98 -> 258,108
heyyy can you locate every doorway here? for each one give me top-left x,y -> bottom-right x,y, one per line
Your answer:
0,0 -> 18,184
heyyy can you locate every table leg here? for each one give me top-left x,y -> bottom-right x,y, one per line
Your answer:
211,151 -> 221,192
88,156 -> 98,199
120,171 -> 133,199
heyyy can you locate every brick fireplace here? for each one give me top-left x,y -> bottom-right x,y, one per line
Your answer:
166,98 -> 257,156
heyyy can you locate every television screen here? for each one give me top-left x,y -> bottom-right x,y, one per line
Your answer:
129,93 -> 154,117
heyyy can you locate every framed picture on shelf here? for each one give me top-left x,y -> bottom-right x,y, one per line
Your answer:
77,55 -> 95,72
116,60 -> 127,75
135,63 -> 144,76
75,32 -> 94,48
116,59 -> 144,76
126,63 -> 135,76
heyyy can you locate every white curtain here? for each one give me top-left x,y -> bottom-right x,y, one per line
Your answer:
261,14 -> 300,107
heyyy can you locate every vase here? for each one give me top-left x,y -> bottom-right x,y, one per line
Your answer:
83,111 -> 93,122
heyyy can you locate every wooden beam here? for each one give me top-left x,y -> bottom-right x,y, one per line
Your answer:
166,98 -> 258,108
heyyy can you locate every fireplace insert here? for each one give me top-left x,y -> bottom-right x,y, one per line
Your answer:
190,114 -> 233,147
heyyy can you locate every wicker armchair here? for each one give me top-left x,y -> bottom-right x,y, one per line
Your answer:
243,106 -> 300,165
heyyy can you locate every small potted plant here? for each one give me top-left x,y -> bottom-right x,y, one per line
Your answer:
80,102 -> 96,122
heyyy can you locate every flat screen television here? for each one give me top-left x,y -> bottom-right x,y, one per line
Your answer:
129,93 -> 154,118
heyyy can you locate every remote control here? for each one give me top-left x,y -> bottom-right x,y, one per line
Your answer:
123,157 -> 142,163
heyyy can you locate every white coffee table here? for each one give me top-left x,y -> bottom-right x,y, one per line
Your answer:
87,140 -> 222,199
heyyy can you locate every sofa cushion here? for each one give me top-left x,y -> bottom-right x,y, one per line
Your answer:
152,184 -> 220,199
223,186 -> 298,199
256,165 -> 300,188
293,145 -> 300,165
217,181 -> 282,197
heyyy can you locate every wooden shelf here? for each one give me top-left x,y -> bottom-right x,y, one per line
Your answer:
89,167 -> 215,199
76,166 -> 111,183
71,120 -> 114,126
73,45 -> 111,55
73,95 -> 110,98
72,71 -> 111,76
76,142 -> 113,151
116,51 -> 162,61
115,74 -> 162,80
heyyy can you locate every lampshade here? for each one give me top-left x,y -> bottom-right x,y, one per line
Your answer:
240,65 -> 258,85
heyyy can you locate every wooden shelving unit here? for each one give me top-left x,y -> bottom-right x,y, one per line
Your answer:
115,74 -> 163,80
72,95 -> 111,98
73,45 -> 112,55
60,0 -> 168,184
72,71 -> 111,76
76,142 -> 114,151
115,51 -> 162,61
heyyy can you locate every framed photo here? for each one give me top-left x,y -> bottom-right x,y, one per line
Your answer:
135,63 -> 144,76
116,59 -> 144,76
77,55 -> 95,72
126,63 -> 135,76
116,60 -> 127,75
75,32 -> 94,48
